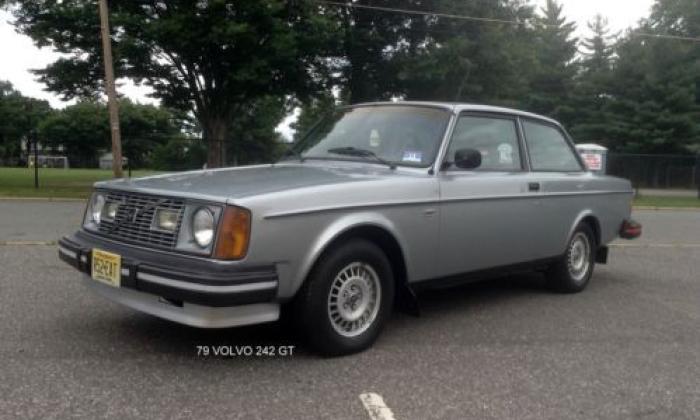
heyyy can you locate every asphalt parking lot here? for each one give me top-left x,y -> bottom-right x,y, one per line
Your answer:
1,200 -> 699,419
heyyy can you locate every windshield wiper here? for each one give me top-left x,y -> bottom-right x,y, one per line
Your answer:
327,147 -> 397,170
278,145 -> 305,163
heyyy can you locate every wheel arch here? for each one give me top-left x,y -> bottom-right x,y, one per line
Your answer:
293,215 -> 409,299
569,210 -> 601,247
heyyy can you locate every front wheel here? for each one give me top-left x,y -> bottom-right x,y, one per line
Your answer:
294,239 -> 394,356
546,224 -> 596,294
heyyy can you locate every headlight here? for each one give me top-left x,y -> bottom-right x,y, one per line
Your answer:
91,193 -> 106,224
103,201 -> 119,220
154,208 -> 179,232
192,207 -> 215,247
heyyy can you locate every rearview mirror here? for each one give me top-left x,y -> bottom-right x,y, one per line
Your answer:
454,148 -> 482,170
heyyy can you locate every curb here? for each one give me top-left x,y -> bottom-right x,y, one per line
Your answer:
610,242 -> 700,248
633,206 -> 700,211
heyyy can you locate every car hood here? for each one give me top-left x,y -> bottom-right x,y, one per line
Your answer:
96,163 -> 395,202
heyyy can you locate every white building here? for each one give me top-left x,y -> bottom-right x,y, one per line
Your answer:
99,152 -> 128,170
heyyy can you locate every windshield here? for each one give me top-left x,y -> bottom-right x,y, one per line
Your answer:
293,106 -> 451,168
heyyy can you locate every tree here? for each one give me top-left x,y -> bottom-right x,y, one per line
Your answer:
329,0 -> 403,104
395,0 -> 537,106
39,101 -> 109,167
7,0 -> 334,167
39,100 -> 183,167
527,0 -> 578,123
568,15 -> 616,144
0,80 -> 51,164
227,96 -> 289,165
151,136 -> 206,172
648,0 -> 700,149
580,15 -> 615,78
119,100 -> 182,168
603,0 -> 700,153
292,93 -> 337,142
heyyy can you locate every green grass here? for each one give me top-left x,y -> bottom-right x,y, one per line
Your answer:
634,195 -> 700,209
0,167 -> 159,199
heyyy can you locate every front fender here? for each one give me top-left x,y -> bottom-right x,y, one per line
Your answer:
292,212 -> 409,295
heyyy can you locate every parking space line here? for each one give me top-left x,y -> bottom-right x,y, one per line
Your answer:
0,240 -> 57,246
360,393 -> 397,420
611,243 -> 700,249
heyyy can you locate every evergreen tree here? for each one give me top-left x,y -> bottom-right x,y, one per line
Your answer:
527,0 -> 578,124
647,0 -> 700,153
605,0 -> 700,154
395,0 -> 537,106
581,15 -> 615,78
568,15 -> 616,144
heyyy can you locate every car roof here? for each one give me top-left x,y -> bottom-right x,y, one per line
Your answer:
351,101 -> 561,126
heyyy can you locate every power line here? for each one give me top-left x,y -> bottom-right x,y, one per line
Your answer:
633,31 -> 700,43
319,0 -> 528,27
318,0 -> 700,44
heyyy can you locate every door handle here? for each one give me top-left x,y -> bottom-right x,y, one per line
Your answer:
528,182 -> 541,192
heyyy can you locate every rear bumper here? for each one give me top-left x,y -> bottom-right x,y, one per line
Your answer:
58,231 -> 280,328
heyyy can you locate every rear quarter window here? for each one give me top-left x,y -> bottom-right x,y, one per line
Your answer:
523,121 -> 583,172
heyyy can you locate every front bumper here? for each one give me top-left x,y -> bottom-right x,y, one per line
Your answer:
58,230 -> 280,328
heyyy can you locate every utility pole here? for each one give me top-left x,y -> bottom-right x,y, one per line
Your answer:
98,0 -> 123,178
24,102 -> 39,189
696,154 -> 700,200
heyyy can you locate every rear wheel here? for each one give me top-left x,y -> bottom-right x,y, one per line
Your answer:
294,239 -> 394,356
546,223 -> 596,293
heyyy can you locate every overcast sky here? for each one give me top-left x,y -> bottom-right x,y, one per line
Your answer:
0,0 -> 656,133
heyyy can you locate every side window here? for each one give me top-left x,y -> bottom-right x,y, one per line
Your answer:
446,115 -> 522,171
523,121 -> 583,172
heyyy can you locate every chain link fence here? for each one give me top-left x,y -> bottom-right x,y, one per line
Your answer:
607,153 -> 700,192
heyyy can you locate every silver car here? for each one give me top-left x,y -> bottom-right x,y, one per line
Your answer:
58,102 -> 641,355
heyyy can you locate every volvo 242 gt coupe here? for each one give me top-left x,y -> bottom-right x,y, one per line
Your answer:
59,102 -> 641,355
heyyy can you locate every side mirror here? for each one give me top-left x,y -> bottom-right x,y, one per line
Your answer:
454,148 -> 482,170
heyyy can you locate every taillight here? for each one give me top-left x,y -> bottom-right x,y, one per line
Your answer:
620,220 -> 642,240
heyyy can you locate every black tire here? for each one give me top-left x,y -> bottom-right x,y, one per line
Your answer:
293,239 -> 394,356
546,223 -> 597,294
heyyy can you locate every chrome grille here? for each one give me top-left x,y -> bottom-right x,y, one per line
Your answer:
97,191 -> 185,249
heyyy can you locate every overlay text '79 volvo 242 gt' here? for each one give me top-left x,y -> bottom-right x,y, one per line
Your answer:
59,102 -> 642,355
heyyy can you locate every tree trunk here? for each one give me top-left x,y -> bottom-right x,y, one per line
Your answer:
203,116 -> 228,168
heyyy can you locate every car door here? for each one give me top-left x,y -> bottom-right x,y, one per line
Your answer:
436,113 -> 542,277
520,118 -> 589,259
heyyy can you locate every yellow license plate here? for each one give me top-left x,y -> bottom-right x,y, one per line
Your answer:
91,249 -> 121,288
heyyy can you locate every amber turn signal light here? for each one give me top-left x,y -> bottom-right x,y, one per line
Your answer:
214,206 -> 251,260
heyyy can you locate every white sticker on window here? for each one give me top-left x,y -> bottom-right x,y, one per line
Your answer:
497,143 -> 514,164
402,150 -> 423,163
369,129 -> 381,147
